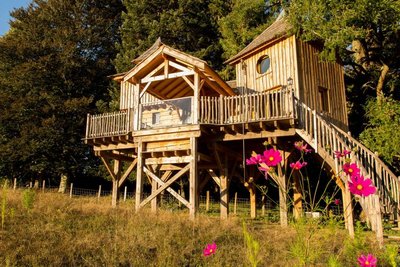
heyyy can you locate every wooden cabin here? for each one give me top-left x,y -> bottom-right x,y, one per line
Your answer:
85,17 -> 399,242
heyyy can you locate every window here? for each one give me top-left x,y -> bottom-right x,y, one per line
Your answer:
256,55 -> 271,74
318,87 -> 329,113
152,112 -> 160,125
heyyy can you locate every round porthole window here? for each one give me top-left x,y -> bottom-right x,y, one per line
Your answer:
257,55 -> 270,74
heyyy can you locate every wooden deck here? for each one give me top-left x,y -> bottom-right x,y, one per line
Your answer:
85,86 -> 295,141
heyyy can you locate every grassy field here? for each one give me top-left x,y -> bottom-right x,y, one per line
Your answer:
0,188 -> 398,266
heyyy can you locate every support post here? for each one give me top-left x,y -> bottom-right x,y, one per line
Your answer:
42,180 -> 45,193
343,183 -> 355,238
135,141 -> 144,212
13,178 -> 17,190
189,137 -> 198,219
220,155 -> 229,219
111,159 -> 121,208
293,173 -> 302,219
234,192 -> 238,215
98,185 -> 102,200
124,186 -> 127,202
151,176 -> 158,212
278,164 -> 288,226
69,183 -> 73,198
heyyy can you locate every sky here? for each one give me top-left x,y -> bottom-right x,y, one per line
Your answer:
0,0 -> 31,36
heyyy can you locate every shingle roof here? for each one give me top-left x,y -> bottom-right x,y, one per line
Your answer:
225,17 -> 291,65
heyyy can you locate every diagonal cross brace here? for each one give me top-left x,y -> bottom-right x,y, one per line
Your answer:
139,164 -> 190,208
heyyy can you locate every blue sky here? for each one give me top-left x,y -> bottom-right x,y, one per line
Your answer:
0,0 -> 31,36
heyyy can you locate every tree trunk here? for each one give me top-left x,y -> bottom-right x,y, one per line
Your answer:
376,63 -> 389,103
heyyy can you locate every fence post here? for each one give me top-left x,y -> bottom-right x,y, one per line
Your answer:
69,183 -> 73,198
123,186 -> 127,202
234,192 -> 238,215
313,110 -> 318,153
42,180 -> 45,193
13,178 -> 17,190
206,191 -> 210,212
97,185 -> 102,200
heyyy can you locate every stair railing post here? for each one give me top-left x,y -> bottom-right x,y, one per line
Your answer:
313,110 -> 318,153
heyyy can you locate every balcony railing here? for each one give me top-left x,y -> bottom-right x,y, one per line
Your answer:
85,109 -> 133,139
85,86 -> 295,139
199,86 -> 294,125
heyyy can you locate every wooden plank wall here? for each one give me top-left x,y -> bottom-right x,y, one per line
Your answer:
296,40 -> 348,130
120,81 -> 159,110
235,36 -> 298,94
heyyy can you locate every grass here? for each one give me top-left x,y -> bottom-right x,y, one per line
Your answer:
0,188 -> 398,266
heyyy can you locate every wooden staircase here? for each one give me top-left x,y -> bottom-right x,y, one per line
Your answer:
295,99 -> 400,232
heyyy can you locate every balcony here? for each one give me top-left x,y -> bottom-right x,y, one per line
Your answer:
85,86 -> 295,140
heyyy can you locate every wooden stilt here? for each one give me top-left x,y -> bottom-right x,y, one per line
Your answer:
136,141 -> 144,212
206,190 -> 210,211
234,192 -> 238,215
111,159 -> 121,207
151,165 -> 159,212
344,183 -> 354,238
220,155 -> 229,219
293,173 -> 302,219
189,137 -> 198,219
277,164 -> 288,226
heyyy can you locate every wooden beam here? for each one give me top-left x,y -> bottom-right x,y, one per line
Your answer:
222,128 -> 296,141
141,70 -> 195,84
111,159 -> 121,207
135,141 -> 144,212
142,62 -> 165,85
144,167 -> 190,208
198,71 -> 226,96
207,169 -> 221,188
169,60 -> 192,72
100,157 -> 116,181
118,158 -> 138,187
139,80 -> 153,99
124,46 -> 164,82
189,137 -> 198,218
96,151 -> 136,162
145,156 -> 192,165
139,164 -> 190,208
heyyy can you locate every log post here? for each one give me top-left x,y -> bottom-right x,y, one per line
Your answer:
220,155 -> 229,219
111,159 -> 121,208
293,172 -> 302,219
189,137 -> 198,219
343,183 -> 354,238
13,178 -> 17,190
277,163 -> 288,226
135,141 -> 144,212
98,185 -> 102,200
206,190 -> 210,212
244,177 -> 257,219
69,183 -> 73,198
234,192 -> 238,215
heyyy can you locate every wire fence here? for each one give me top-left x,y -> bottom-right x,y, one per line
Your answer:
3,179 -> 342,219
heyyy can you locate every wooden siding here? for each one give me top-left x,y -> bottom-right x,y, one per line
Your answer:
235,36 -> 298,95
296,40 -> 348,130
120,81 -> 158,110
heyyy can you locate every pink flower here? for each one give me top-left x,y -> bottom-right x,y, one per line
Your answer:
294,141 -> 312,153
348,176 -> 376,197
290,161 -> 307,170
357,253 -> 377,267
262,148 -> 282,167
343,163 -> 360,177
246,152 -> 263,165
334,149 -> 351,158
334,199 -> 341,205
258,162 -> 271,173
203,242 -> 217,257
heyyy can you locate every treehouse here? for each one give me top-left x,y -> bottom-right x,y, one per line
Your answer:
85,16 -> 399,243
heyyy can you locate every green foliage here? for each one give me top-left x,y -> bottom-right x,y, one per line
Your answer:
22,189 -> 36,211
1,187 -> 7,229
242,222 -> 261,267
382,244 -> 400,267
115,0 -> 229,73
360,98 -> 400,172
0,0 -> 124,183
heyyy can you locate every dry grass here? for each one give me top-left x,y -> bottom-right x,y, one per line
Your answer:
0,189 -> 395,266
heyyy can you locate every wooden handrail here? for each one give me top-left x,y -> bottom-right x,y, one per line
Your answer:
295,99 -> 399,216
86,109 -> 131,139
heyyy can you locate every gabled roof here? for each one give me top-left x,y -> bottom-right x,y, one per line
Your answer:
131,37 -> 163,65
121,40 -> 235,98
225,17 -> 292,65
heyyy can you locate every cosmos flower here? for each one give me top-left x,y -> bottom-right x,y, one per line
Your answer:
357,253 -> 377,267
290,161 -> 307,170
334,149 -> 351,158
334,199 -> 341,205
262,148 -> 282,167
203,242 -> 217,257
294,141 -> 312,153
343,163 -> 360,177
348,175 -> 377,197
246,152 -> 263,165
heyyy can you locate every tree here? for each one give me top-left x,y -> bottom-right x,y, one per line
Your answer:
0,0 -> 124,183
115,0 -> 231,74
287,0 -> 400,102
